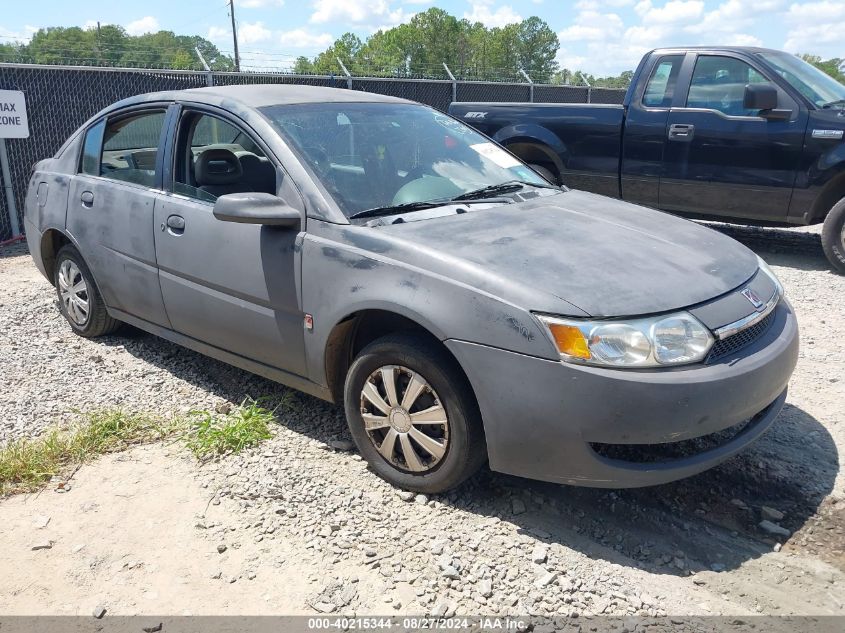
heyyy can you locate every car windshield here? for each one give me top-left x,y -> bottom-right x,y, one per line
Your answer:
259,102 -> 549,217
758,52 -> 845,108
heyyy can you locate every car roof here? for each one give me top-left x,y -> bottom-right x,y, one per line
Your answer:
113,84 -> 413,110
650,46 -> 784,56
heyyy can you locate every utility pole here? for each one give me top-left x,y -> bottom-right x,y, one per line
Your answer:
229,0 -> 240,72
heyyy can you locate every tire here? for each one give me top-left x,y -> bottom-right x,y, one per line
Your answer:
821,197 -> 845,275
528,163 -> 557,185
53,245 -> 121,337
343,332 -> 486,493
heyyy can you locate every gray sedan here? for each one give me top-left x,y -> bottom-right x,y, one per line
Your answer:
24,85 -> 799,493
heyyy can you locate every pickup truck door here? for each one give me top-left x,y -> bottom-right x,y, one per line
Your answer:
660,52 -> 807,222
620,54 -> 685,208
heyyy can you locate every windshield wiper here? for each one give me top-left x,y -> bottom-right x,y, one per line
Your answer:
821,99 -> 845,109
348,199 -> 452,220
451,180 -> 558,202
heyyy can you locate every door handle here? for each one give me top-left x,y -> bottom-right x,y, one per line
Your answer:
668,123 -> 695,141
80,191 -> 94,207
164,214 -> 186,235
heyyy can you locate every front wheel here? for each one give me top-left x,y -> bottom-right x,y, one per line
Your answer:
343,333 -> 486,493
822,197 -> 845,275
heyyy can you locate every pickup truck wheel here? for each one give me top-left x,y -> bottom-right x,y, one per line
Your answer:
821,198 -> 845,275
53,245 -> 120,338
344,333 -> 486,493
528,164 -> 557,184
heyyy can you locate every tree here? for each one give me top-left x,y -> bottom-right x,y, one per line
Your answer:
800,54 -> 845,83
515,17 -> 559,81
8,25 -> 234,70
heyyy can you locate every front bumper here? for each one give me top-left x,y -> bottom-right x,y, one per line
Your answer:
445,299 -> 799,487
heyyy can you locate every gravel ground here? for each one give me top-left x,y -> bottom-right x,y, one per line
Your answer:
1,223 -> 844,617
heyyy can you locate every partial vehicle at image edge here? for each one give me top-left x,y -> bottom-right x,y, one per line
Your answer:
449,46 -> 845,274
25,84 -> 798,493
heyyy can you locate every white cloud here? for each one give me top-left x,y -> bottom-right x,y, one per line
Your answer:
0,24 -> 37,43
784,1 -> 845,56
125,16 -> 160,36
277,28 -> 334,48
559,10 -> 624,42
310,0 -> 391,23
237,0 -> 285,7
207,26 -> 229,43
634,0 -> 704,23
238,21 -> 272,44
403,0 -> 432,4
464,1 -> 522,28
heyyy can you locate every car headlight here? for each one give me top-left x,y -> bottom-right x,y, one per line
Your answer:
536,311 -> 714,368
756,256 -> 784,298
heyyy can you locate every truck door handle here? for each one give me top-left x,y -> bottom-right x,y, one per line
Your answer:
80,191 -> 94,207
164,214 -> 185,235
668,124 -> 695,141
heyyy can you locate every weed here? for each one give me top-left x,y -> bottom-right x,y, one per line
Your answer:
184,397 -> 277,459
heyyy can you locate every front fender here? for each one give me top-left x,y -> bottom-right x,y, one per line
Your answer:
300,229 -> 561,388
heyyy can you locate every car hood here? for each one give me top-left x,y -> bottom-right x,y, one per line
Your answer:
365,189 -> 759,317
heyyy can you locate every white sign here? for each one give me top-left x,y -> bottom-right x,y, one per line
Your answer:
0,90 -> 29,139
470,142 -> 521,169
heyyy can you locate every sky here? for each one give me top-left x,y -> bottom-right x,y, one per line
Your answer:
0,0 -> 842,76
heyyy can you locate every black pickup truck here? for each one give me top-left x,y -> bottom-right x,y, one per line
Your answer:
449,47 -> 845,273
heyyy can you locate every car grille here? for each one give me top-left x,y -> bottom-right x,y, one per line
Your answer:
706,310 -> 776,363
589,414 -> 761,464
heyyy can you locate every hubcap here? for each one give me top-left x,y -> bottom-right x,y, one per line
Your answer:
360,365 -> 449,473
57,260 -> 89,326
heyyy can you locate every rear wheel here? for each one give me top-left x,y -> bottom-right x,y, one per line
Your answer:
53,245 -> 120,337
528,163 -> 557,184
821,198 -> 845,275
343,333 -> 486,493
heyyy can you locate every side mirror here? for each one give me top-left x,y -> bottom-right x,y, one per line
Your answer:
744,83 -> 778,111
213,192 -> 301,228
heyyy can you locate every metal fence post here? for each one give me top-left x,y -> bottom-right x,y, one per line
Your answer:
519,69 -> 534,103
194,47 -> 214,87
581,76 -> 593,103
443,62 -> 457,103
337,57 -> 353,90
0,138 -> 21,237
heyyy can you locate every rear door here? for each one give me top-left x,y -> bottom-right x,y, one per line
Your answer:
66,107 -> 171,327
620,53 -> 685,208
660,53 -> 807,222
153,105 -> 308,377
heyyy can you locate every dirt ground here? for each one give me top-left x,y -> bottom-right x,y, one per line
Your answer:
1,223 -> 843,617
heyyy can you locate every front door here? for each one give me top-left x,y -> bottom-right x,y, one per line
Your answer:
660,53 -> 807,222
153,107 -> 307,377
66,107 -> 171,327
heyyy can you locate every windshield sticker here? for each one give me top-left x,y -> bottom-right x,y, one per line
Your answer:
470,143 -> 521,169
434,114 -> 470,134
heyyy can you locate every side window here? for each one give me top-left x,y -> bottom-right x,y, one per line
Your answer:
686,56 -> 770,116
79,119 -> 105,176
99,110 -> 166,187
642,56 -> 683,107
173,112 -> 276,203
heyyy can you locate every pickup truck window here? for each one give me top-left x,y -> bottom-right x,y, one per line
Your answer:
686,56 -> 768,116
642,55 -> 683,107
759,51 -> 845,109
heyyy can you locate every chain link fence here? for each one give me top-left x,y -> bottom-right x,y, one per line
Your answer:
0,63 -> 626,241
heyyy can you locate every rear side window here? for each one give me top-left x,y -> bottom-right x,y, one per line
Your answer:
686,56 -> 769,116
80,120 -> 105,176
642,56 -> 683,107
98,110 -> 166,187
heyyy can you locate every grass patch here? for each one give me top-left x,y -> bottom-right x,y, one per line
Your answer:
0,410 -> 174,495
0,397 -> 285,496
184,397 -> 278,460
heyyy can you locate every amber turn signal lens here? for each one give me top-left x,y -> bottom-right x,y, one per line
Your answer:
547,324 -> 591,360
